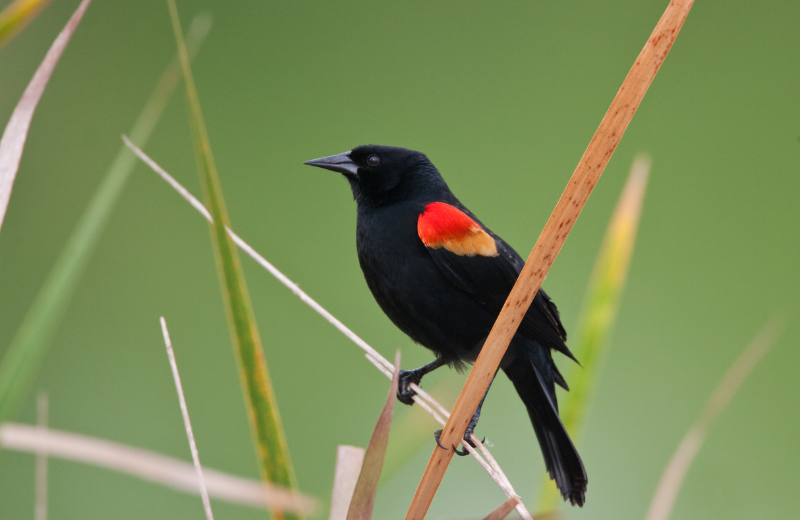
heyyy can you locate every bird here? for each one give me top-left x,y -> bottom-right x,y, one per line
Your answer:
304,145 -> 587,506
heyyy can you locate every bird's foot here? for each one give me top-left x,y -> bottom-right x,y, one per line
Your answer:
397,369 -> 422,405
433,429 -> 485,456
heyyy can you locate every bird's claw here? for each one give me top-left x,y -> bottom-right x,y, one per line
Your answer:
397,369 -> 422,405
433,430 -> 485,456
434,429 -> 447,450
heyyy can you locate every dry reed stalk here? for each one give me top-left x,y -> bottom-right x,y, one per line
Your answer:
160,317 -> 214,520
123,137 -> 533,520
405,2 -> 694,518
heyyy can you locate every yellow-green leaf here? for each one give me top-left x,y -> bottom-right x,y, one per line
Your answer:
0,0 -> 53,51
537,155 -> 650,513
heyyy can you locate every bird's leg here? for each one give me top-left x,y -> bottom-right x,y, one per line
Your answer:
397,358 -> 445,405
437,375 -> 495,456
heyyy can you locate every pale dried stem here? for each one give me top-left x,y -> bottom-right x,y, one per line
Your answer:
645,319 -> 781,520
329,446 -> 365,520
0,423 -> 317,514
407,1 -> 694,518
122,137 -> 532,520
160,317 -> 214,520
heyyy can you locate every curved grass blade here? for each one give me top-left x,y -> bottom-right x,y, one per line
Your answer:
536,155 -> 650,512
166,3 -> 300,518
0,0 -> 91,235
645,320 -> 781,520
346,351 -> 401,520
0,0 -> 53,50
0,13 -> 211,427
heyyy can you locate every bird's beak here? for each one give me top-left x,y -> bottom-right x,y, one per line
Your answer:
303,151 -> 359,177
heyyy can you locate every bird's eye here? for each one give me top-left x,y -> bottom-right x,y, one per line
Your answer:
367,155 -> 380,166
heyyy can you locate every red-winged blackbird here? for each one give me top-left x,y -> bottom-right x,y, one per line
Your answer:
305,145 -> 587,506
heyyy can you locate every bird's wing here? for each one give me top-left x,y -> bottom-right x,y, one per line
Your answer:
417,202 -> 576,362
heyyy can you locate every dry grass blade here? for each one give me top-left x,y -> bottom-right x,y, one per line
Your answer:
537,155 -> 650,512
166,3 -> 300,518
160,317 -> 214,520
406,2 -> 693,517
645,319 -> 781,520
481,496 -> 521,520
346,351 -> 401,520
0,0 -> 91,234
123,138 -> 533,520
0,423 -> 318,514
0,12 -> 210,430
329,446 -> 365,520
0,0 -> 53,50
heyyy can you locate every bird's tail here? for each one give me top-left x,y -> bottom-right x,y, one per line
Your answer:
502,349 -> 587,506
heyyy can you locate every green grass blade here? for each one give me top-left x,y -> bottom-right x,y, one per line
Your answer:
0,0 -> 53,51
346,351 -> 400,520
166,3 -> 301,519
0,13 -> 211,427
0,0 -> 91,235
536,155 -> 650,512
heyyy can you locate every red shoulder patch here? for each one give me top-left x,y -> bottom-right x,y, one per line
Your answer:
418,202 -> 498,257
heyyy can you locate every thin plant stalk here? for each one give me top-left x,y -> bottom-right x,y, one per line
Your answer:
0,423 -> 317,514
166,3 -> 300,518
0,12 -> 211,428
160,317 -> 214,520
35,391 -> 48,520
0,0 -> 91,234
645,320 -> 781,520
123,139 -> 532,520
536,155 -> 650,512
406,2 -> 693,517
0,0 -> 53,50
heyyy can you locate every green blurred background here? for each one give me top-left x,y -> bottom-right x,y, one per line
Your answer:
0,0 -> 798,518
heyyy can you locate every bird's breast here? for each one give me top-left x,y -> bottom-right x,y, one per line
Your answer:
355,203 -> 495,361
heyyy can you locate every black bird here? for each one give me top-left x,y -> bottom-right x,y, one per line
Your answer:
304,145 -> 587,506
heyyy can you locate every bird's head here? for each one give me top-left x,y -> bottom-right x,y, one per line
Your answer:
304,145 -> 450,207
